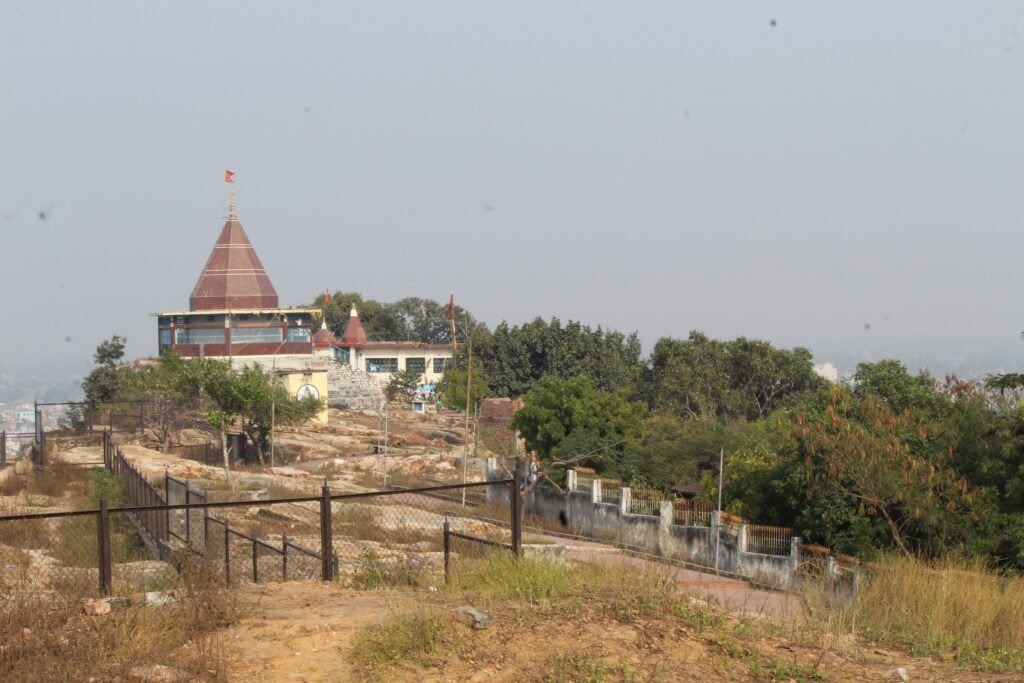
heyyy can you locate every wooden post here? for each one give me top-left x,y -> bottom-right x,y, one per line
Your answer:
319,484 -> 334,581
252,541 -> 258,583
97,499 -> 112,596
511,459 -> 523,556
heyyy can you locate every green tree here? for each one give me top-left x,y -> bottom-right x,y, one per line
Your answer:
852,359 -> 940,415
311,291 -> 481,344
786,386 -> 975,557
385,368 -> 425,405
511,375 -> 646,487
188,359 -> 246,479
234,364 -> 324,465
640,332 -> 823,422
436,361 -> 490,411
119,352 -> 200,452
82,335 -> 127,403
472,317 -> 643,398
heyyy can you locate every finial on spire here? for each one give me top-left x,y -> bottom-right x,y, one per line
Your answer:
228,188 -> 237,220
350,304 -> 359,317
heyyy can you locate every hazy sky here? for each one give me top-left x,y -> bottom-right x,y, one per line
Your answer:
3,2 -> 1024,380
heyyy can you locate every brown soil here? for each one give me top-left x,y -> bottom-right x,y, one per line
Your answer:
217,582 -> 1018,682
220,582 -> 403,682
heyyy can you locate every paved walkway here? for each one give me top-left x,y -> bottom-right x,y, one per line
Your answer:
524,530 -> 801,620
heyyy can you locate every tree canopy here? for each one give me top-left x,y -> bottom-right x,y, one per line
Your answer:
472,317 -> 643,398
640,332 -> 824,422
511,375 -> 646,480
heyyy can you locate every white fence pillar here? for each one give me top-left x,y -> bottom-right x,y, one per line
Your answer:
790,536 -> 802,570
620,487 -> 631,515
659,500 -> 673,534
566,469 -> 577,492
591,479 -> 602,504
737,524 -> 748,553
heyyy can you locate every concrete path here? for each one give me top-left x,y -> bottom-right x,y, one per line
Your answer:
524,530 -> 802,621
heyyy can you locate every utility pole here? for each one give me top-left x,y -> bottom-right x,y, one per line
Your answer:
269,327 -> 288,468
714,446 -> 724,571
383,401 -> 389,488
462,337 -> 472,507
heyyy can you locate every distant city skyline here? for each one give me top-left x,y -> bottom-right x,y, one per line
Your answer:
3,2 -> 1024,388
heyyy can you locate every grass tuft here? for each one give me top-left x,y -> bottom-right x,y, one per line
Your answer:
350,609 -> 449,673
827,554 -> 1024,670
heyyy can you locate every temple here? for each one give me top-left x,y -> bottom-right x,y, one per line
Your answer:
154,194 -> 318,361
153,193 -> 453,402
327,305 -> 452,383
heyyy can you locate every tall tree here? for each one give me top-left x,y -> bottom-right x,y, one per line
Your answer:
511,375 -> 646,486
311,291 -> 481,344
640,332 -> 823,422
119,352 -> 200,452
82,335 -> 127,403
786,386 -> 975,556
235,364 -> 324,465
473,317 -> 643,398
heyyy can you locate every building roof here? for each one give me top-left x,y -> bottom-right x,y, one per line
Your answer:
340,305 -> 368,344
189,195 -> 279,311
342,342 -> 454,352
312,321 -> 337,347
151,308 -> 319,317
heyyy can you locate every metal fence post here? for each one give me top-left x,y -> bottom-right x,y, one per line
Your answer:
252,542 -> 258,583
1,430 -> 5,467
511,459 -> 523,556
443,518 -> 451,585
97,500 -> 112,596
185,481 -> 191,545
224,523 -> 231,586
282,535 -> 289,581
320,483 -> 334,581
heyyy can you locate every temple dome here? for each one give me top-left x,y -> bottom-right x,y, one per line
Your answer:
189,198 -> 278,311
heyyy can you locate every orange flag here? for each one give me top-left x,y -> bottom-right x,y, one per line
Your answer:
225,170 -> 235,183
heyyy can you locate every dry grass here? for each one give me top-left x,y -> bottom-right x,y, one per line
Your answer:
350,608 -> 452,674
827,555 -> 1024,670
0,557 -> 241,682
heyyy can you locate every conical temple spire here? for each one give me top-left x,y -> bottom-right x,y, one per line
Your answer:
340,304 -> 368,344
189,197 -> 279,311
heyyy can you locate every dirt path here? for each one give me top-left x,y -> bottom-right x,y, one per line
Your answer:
222,582 -> 404,682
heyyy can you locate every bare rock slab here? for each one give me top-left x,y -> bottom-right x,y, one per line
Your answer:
451,605 -> 491,629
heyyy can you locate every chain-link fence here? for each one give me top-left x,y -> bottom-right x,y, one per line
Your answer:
0,439 -> 522,599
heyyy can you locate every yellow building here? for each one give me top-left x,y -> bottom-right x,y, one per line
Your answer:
276,368 -> 329,425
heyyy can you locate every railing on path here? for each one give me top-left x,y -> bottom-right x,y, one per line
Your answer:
0,433 -> 525,597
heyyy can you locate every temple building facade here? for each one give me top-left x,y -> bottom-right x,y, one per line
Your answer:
154,196 -> 453,393
323,305 -> 452,384
154,195 -> 318,363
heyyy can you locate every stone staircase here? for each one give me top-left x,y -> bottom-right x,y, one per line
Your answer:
322,360 -> 385,409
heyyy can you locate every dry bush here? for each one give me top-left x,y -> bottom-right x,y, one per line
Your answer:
0,556 -> 240,682
350,608 -> 452,675
25,463 -> 90,502
827,555 -> 1024,670
0,473 -> 26,497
